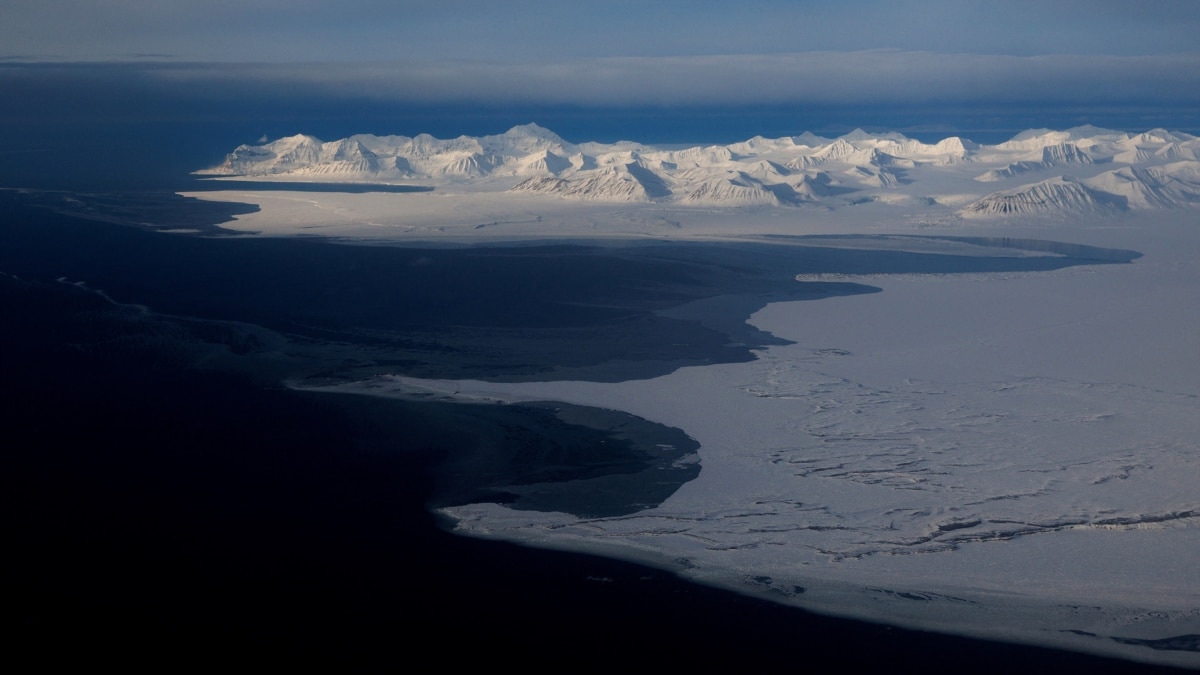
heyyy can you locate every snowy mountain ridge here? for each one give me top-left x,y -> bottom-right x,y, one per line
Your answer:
201,123 -> 1200,217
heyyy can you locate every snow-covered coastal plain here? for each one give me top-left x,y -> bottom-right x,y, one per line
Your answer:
191,125 -> 1199,667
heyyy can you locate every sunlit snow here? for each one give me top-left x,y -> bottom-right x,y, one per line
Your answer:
193,125 -> 1200,667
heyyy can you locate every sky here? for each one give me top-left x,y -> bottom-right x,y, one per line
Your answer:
5,1 -> 1200,61
2,1 -> 1200,148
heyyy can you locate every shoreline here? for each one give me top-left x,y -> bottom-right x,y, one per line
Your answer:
302,369 -> 1200,668
6,192 -> 1196,668
304,241 -> 1199,669
436,500 -> 1200,669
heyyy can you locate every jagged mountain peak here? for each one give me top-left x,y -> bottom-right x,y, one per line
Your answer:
961,175 -> 1119,218
1007,128 -> 1055,142
485,123 -> 570,152
1084,161 -> 1200,209
839,128 -> 910,143
792,131 -> 832,147
816,138 -> 858,159
279,133 -> 323,143
202,124 -> 1200,215
503,122 -> 559,138
1063,124 -> 1125,140
934,136 -> 978,152
263,133 -> 323,150
1040,143 -> 1093,165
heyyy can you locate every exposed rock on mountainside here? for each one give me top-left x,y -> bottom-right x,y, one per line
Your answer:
203,124 -> 1200,216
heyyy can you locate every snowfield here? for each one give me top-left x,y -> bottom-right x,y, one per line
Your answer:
192,123 -> 1199,224
185,123 -> 1199,242
192,125 -> 1199,667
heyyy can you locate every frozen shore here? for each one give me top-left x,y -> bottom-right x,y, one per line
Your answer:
291,213 -> 1197,667
182,161 -> 1200,666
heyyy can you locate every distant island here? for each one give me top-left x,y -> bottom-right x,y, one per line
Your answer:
199,124 -> 1200,218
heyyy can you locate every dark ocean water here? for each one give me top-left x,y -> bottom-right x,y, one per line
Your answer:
3,187 -> 1182,671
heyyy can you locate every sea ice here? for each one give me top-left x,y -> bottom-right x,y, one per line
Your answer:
196,126 -> 1200,667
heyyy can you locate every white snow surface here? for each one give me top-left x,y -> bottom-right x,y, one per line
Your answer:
196,123 -> 1200,218
189,125 -> 1200,667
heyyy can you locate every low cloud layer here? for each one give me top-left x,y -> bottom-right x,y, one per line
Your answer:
8,51 -> 1199,111
5,2 -> 1197,139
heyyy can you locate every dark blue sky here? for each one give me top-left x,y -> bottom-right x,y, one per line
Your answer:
2,0 -> 1199,159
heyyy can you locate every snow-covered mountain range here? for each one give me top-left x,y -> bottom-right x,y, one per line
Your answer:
201,123 -> 1200,217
